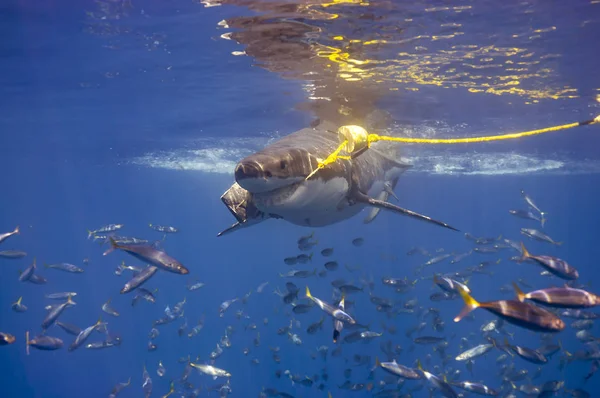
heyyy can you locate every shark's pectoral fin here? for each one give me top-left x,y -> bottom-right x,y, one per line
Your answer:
383,182 -> 399,202
217,222 -> 242,237
363,190 -> 388,224
353,191 -> 459,231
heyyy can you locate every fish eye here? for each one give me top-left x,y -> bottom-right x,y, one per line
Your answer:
279,160 -> 287,170
265,171 -> 272,178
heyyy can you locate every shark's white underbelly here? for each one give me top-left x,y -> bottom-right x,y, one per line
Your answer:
253,176 -> 365,227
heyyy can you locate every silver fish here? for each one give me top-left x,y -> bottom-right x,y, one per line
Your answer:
87,224 -> 124,239
102,299 -> 120,317
520,189 -> 546,225
0,226 -> 19,245
104,238 -> 188,274
44,263 -> 84,273
121,266 -> 158,294
41,296 -> 76,330
0,250 -> 27,259
520,228 -> 562,246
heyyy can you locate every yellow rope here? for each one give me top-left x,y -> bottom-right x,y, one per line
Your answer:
305,140 -> 351,180
306,114 -> 600,180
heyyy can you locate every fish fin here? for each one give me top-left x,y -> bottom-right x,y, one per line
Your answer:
26,331 -> 30,356
305,286 -> 312,299
87,229 -> 93,239
416,359 -> 423,371
67,295 -> 76,306
555,241 -> 564,246
383,182 -> 399,202
15,296 -> 22,305
519,242 -> 530,260
14,226 -> 20,234
352,191 -> 459,231
217,222 -> 242,237
541,213 -> 547,227
454,287 -> 480,322
152,240 -> 163,250
103,237 -> 119,256
512,282 -> 526,302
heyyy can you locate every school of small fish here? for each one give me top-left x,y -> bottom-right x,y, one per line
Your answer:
0,191 -> 598,398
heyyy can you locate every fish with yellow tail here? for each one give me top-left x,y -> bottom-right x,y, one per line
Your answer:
305,286 -> 355,325
26,331 -> 63,354
454,285 -> 565,333
69,316 -> 106,352
161,381 -> 175,398
416,360 -> 458,397
41,295 -> 76,330
513,282 -> 600,308
0,332 -> 15,346
333,295 -> 346,343
11,296 -> 27,313
519,242 -> 578,280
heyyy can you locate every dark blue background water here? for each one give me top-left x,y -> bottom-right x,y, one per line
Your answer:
1,0 -> 600,397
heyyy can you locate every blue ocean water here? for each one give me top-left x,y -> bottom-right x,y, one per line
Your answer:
1,1 -> 600,397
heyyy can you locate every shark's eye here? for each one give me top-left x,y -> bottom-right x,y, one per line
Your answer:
279,160 -> 287,170
265,171 -> 272,178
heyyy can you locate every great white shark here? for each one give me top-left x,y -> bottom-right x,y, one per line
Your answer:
217,121 -> 458,236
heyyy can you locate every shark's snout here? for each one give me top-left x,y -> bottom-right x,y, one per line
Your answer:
235,161 -> 274,192
235,163 -> 260,180
235,162 -> 262,184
